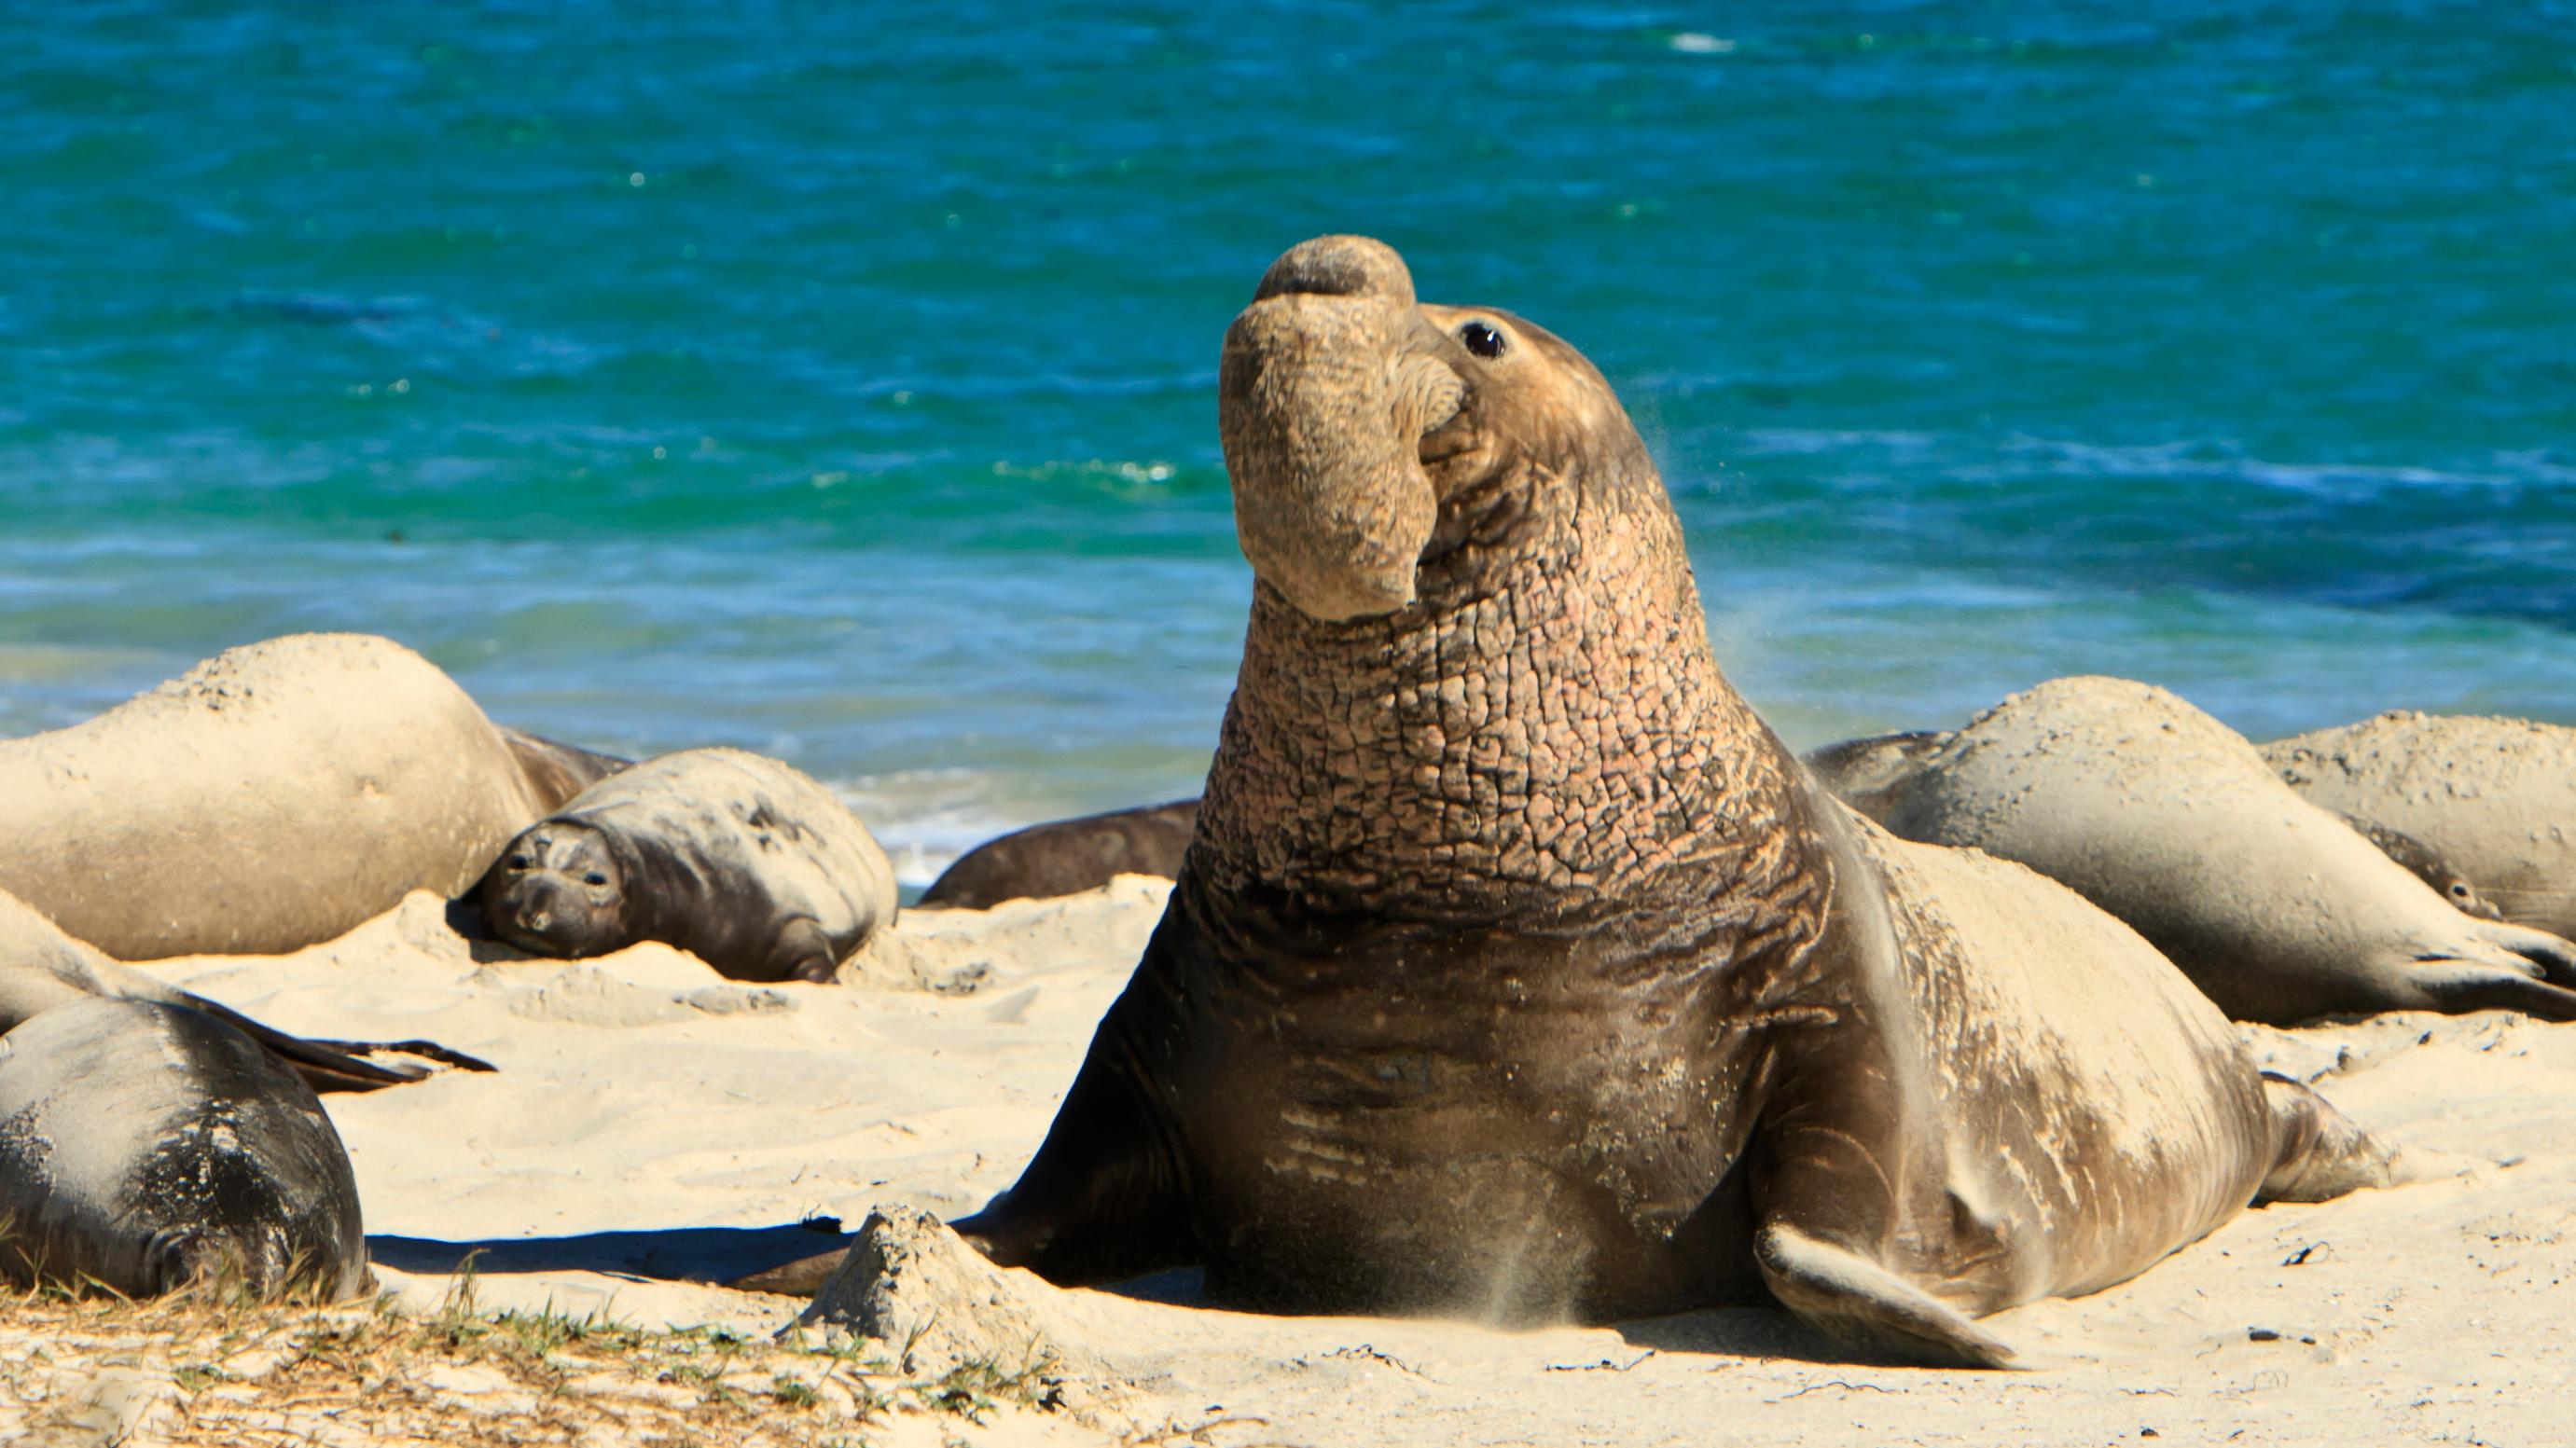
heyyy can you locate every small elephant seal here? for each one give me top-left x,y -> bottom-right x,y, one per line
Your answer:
499,725 -> 631,813
1806,732 -> 2504,921
2264,711 -> 2576,941
1810,677 -> 2576,1025
746,238 -> 2399,1366
1,885 -> 492,1091
0,997 -> 368,1299
0,633 -> 550,958
478,748 -> 897,984
917,800 -> 1198,910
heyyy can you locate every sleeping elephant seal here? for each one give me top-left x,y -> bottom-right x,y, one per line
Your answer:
745,237 -> 2398,1366
2264,711 -> 2576,942
0,633 -> 547,959
1807,732 -> 2505,921
0,997 -> 367,1299
1811,678 -> 2576,1025
917,800 -> 1198,910
499,725 -> 630,813
0,886 -> 491,1092
478,748 -> 897,984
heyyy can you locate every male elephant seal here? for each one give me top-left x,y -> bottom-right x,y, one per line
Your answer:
917,800 -> 1198,910
1810,678 -> 2576,1025
2264,711 -> 2576,941
0,997 -> 368,1299
745,238 -> 2397,1366
478,748 -> 897,984
0,633 -> 548,958
0,886 -> 491,1091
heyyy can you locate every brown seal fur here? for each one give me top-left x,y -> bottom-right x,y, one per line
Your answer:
1810,679 -> 2576,1025
747,238 -> 2397,1365
0,633 -> 548,959
498,726 -> 631,813
478,748 -> 897,984
917,800 -> 1198,910
2264,711 -> 2576,942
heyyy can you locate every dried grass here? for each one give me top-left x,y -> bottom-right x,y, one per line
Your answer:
0,1265 -> 1103,1448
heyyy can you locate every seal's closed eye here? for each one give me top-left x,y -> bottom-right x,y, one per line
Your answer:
1459,320 -> 1507,358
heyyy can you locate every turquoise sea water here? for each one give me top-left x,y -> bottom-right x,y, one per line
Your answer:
6,4 -> 2570,879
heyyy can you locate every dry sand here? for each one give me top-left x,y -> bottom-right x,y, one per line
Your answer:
7,877 -> 2570,1445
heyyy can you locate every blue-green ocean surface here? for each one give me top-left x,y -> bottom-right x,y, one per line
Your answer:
6,3 -> 2570,879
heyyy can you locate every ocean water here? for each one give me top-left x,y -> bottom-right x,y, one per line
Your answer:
5,3 -> 2570,881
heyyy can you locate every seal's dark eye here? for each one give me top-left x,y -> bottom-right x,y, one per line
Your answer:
584,873 -> 609,888
1460,321 -> 1507,358
2451,882 -> 2472,898
507,854 -> 532,871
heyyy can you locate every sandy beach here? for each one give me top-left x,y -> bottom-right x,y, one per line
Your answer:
4,879 -> 2564,1446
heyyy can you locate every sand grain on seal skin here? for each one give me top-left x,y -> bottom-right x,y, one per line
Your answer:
0,633 -> 544,959
0,998 -> 367,1300
2265,710 -> 2576,941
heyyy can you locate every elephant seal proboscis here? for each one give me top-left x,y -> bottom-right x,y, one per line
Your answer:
0,997 -> 368,1299
0,633 -> 551,959
1,885 -> 492,1091
917,800 -> 1198,910
2264,711 -> 2576,941
741,237 -> 2399,1367
477,748 -> 897,984
1807,730 -> 2505,922
1809,678 -> 2576,1024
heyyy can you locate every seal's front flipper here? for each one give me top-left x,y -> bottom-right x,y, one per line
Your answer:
2415,957 -> 2576,1022
1754,1223 -> 2018,1369
2256,1073 -> 2402,1202
765,917 -> 843,985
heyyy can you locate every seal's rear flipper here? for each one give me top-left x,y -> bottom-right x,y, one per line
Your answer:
1802,731 -> 1957,824
2256,1073 -> 2403,1202
1753,1222 -> 2018,1369
176,994 -> 492,1093
728,1246 -> 850,1296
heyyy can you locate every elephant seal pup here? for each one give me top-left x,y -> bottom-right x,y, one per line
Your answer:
917,800 -> 1198,910
0,997 -> 368,1299
0,633 -> 548,958
747,238 -> 2398,1366
478,748 -> 897,984
1815,678 -> 2576,1024
0,886 -> 491,1091
1807,734 -> 2503,921
499,726 -> 631,813
2264,711 -> 2576,941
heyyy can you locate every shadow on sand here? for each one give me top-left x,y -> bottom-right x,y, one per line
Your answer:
369,1221 -> 853,1286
